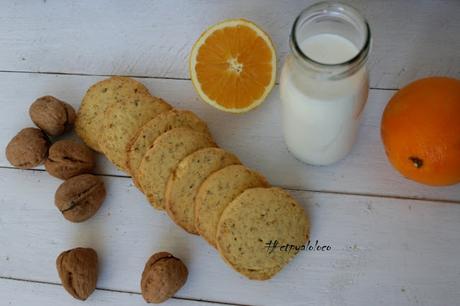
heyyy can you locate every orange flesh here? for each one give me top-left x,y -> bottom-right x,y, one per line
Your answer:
195,25 -> 273,109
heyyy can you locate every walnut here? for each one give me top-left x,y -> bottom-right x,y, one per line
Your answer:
141,252 -> 188,303
45,140 -> 95,179
55,174 -> 106,222
56,247 -> 98,301
5,127 -> 50,168
29,96 -> 76,136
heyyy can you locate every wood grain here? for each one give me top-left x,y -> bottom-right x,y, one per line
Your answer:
0,0 -> 458,89
0,277 -> 222,306
1,169 -> 459,306
0,72 -> 459,202
1,1 -> 460,305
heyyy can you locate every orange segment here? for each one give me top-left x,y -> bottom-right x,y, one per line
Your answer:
190,19 -> 276,113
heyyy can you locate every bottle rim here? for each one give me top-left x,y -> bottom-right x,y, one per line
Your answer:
290,2 -> 371,77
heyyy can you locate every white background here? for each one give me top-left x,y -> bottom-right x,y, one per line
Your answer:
0,1 -> 459,305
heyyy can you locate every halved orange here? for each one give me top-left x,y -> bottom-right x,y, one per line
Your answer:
190,19 -> 276,113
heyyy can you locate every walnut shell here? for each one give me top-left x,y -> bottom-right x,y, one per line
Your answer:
56,247 -> 98,301
5,127 -> 50,168
45,140 -> 95,179
55,174 -> 106,222
29,96 -> 76,136
141,252 -> 188,303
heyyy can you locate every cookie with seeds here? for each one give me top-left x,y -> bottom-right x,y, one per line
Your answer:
127,109 -> 209,187
138,128 -> 216,210
99,95 -> 171,172
219,255 -> 282,281
75,77 -> 151,152
194,164 -> 269,247
216,187 -> 309,280
165,148 -> 240,234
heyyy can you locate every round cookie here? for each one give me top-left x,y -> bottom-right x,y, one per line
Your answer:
99,95 -> 171,172
216,187 -> 309,280
75,77 -> 151,152
127,109 -> 210,187
219,254 -> 282,281
194,164 -> 269,247
138,128 -> 216,210
165,148 -> 240,234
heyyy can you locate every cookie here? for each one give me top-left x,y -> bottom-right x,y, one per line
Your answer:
75,77 -> 151,152
127,109 -> 209,187
216,187 -> 309,280
219,254 -> 282,281
99,95 -> 171,172
194,164 -> 269,247
138,128 -> 216,210
165,148 -> 240,234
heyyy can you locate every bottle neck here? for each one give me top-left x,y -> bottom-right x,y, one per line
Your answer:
289,2 -> 371,81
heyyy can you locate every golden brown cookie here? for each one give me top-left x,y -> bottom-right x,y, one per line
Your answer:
165,148 -> 240,234
219,255 -> 282,281
137,128 -> 216,210
99,95 -> 171,172
127,109 -> 209,187
194,164 -> 269,247
75,77 -> 151,152
216,187 -> 309,280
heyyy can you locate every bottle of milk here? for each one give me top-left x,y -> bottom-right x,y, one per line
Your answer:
280,2 -> 371,166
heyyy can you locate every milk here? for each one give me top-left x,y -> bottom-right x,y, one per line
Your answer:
300,34 -> 359,64
280,33 -> 369,165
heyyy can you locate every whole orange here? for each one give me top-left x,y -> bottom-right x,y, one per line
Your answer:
381,77 -> 460,186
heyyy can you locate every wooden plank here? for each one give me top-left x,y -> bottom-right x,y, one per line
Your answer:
0,277 -> 223,306
0,72 -> 459,202
1,169 -> 460,306
0,0 -> 459,89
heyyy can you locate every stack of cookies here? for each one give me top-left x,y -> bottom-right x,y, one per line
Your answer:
75,77 -> 309,280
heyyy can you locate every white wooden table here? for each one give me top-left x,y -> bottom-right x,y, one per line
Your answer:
1,1 -> 459,305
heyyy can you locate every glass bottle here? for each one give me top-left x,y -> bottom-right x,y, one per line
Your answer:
280,2 -> 371,165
